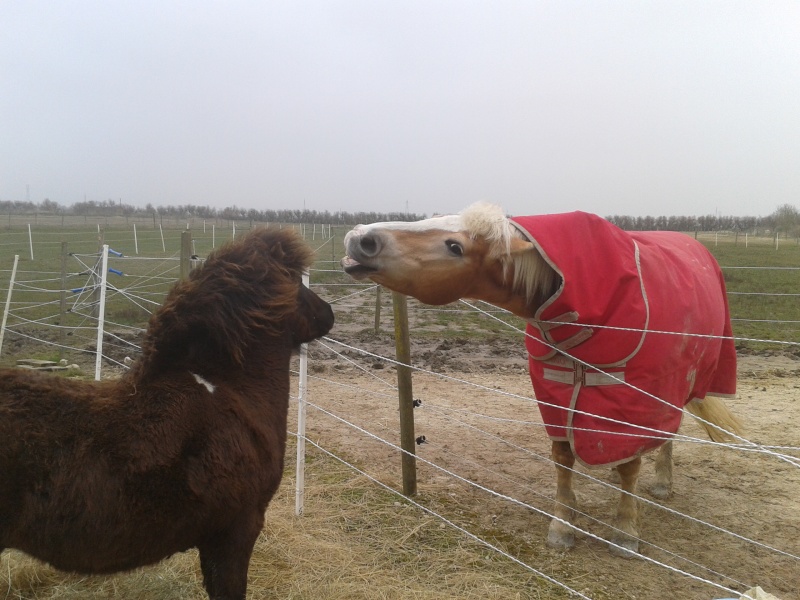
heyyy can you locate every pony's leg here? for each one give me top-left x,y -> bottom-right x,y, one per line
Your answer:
649,441 -> 673,500
609,456 -> 641,558
199,514 -> 262,600
547,440 -> 578,550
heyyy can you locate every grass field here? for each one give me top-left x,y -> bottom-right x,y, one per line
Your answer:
696,231 -> 800,351
1,221 -> 797,368
0,221 -> 344,367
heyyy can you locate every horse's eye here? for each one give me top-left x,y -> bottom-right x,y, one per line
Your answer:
445,240 -> 464,257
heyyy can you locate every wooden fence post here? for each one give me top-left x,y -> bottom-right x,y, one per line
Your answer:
392,291 -> 417,496
180,231 -> 193,280
374,286 -> 382,333
91,230 -> 104,318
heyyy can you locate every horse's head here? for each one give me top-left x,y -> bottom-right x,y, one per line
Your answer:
342,203 -> 552,317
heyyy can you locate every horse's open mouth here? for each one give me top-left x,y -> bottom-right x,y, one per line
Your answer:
341,256 -> 377,280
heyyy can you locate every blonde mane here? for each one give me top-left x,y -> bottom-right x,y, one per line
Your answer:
459,203 -> 558,308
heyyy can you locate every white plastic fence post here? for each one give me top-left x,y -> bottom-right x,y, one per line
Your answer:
295,271 -> 310,516
159,224 -> 166,252
133,223 -> 139,255
0,255 -> 20,356
28,224 -> 34,260
212,224 -> 216,248
94,245 -> 110,381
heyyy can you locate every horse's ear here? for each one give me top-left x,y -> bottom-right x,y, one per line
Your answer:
508,237 -> 535,256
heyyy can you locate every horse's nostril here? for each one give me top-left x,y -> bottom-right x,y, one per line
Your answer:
359,233 -> 381,257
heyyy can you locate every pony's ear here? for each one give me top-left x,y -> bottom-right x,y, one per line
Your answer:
270,241 -> 286,261
508,237 -> 535,256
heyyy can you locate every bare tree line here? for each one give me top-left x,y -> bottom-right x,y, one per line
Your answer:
0,198 -> 423,228
1,198 -> 798,233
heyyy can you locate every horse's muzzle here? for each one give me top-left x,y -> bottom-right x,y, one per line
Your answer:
340,256 -> 377,280
341,226 -> 382,279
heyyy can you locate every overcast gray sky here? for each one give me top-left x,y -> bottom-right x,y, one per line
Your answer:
2,1 -> 798,218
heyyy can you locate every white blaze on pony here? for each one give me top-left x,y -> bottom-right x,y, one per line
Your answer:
342,202 -> 740,557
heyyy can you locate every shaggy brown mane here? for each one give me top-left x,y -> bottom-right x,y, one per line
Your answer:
134,227 -> 315,376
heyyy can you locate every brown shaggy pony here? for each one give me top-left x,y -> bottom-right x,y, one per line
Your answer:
0,228 -> 334,600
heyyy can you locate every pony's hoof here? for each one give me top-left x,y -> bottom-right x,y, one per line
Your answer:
546,523 -> 575,550
608,536 -> 639,558
648,483 -> 672,500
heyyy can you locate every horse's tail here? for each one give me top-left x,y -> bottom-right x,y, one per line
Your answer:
685,396 -> 743,443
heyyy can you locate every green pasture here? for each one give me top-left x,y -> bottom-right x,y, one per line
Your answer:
0,224 -> 236,326
697,232 -> 800,352
0,221 -> 346,366
0,223 -> 798,368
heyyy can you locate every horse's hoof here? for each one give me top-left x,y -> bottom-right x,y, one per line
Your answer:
608,536 -> 639,558
648,483 -> 672,500
546,523 -> 575,550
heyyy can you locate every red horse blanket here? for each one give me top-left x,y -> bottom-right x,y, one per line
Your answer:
510,213 -> 736,467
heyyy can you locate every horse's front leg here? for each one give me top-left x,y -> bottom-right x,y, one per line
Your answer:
547,440 -> 578,550
649,441 -> 673,500
609,456 -> 641,557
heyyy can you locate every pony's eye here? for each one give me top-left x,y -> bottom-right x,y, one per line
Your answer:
445,240 -> 464,257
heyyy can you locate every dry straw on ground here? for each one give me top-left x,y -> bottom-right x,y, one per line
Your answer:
1,443 -> 568,600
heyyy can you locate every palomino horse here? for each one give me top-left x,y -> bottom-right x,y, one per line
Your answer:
342,202 -> 740,557
0,228 -> 334,599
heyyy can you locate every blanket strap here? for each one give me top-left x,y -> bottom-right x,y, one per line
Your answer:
528,312 -> 594,359
542,364 -> 626,387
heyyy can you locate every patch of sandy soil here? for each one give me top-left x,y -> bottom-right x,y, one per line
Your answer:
299,316 -> 800,600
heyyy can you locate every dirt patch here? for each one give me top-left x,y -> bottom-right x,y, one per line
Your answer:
301,322 -> 800,600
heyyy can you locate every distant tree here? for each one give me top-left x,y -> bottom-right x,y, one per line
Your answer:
772,203 -> 800,237
39,198 -> 62,213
